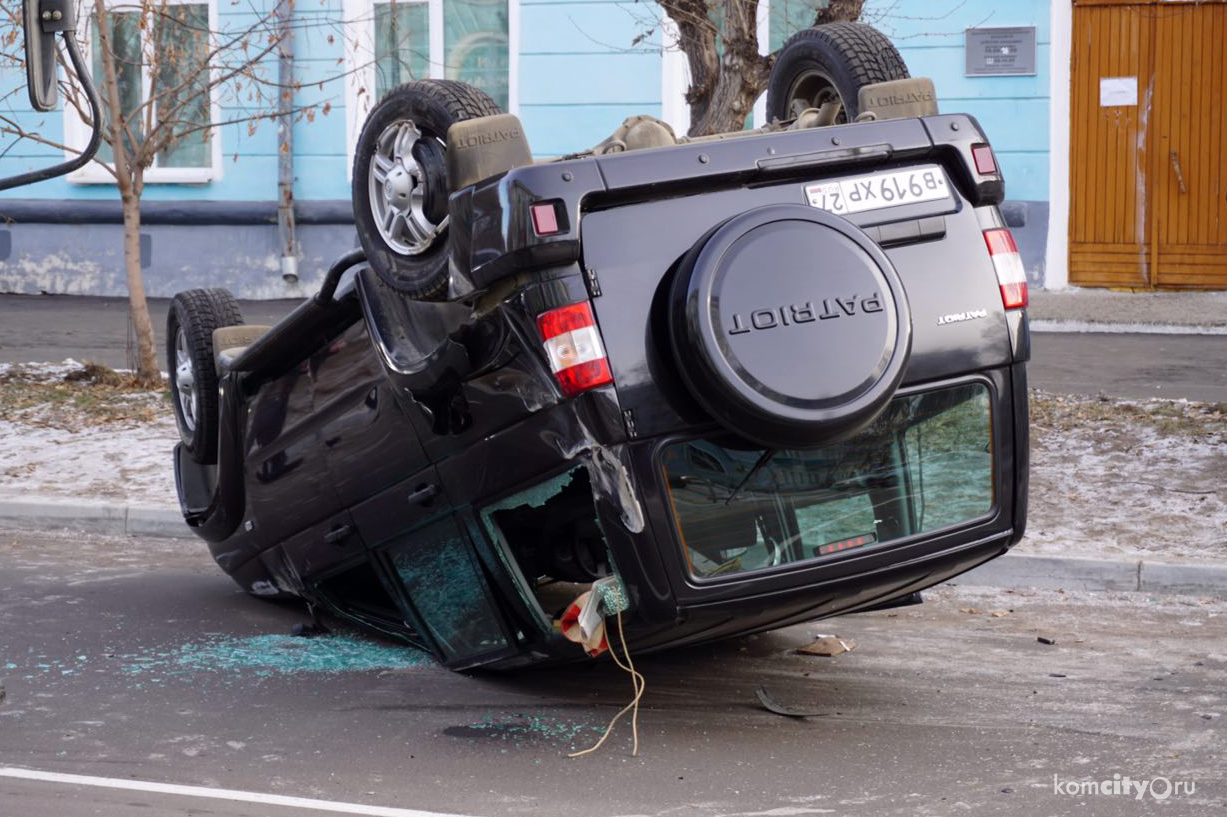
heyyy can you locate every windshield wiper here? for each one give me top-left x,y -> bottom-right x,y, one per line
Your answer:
725,448 -> 778,506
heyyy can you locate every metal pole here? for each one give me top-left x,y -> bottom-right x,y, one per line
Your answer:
277,0 -> 298,282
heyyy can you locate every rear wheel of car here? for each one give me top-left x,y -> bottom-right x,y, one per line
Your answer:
167,288 -> 243,464
766,23 -> 910,124
668,204 -> 912,450
352,80 -> 503,300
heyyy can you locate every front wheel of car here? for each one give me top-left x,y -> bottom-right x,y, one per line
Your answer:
766,23 -> 910,124
352,80 -> 503,300
167,288 -> 243,465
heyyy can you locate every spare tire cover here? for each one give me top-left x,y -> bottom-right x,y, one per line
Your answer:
669,204 -> 911,449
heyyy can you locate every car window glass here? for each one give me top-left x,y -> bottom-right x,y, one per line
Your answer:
383,517 -> 509,660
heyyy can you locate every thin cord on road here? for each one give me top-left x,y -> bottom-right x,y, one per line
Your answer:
568,610 -> 645,758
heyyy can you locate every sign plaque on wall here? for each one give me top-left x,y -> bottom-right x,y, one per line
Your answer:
965,26 -> 1038,76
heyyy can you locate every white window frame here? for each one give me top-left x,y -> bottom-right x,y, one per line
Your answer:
65,0 -> 223,184
343,0 -> 519,177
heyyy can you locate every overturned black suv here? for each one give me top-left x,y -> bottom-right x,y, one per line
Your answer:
168,24 -> 1030,670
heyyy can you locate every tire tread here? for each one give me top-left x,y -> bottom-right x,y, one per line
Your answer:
768,22 -> 910,122
167,288 -> 243,464
779,22 -> 910,89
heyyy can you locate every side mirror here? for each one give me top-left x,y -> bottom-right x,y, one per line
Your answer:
23,0 -> 75,112
0,0 -> 101,190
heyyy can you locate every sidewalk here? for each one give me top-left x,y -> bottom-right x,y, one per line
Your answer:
1030,288 -> 1227,334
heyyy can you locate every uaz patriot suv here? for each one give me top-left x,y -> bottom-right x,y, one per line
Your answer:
167,23 -> 1030,670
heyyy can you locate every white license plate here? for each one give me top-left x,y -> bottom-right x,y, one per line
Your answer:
804,166 -> 951,216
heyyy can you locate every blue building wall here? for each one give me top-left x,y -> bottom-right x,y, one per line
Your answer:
0,0 -> 353,202
519,0 -> 664,157
868,0 -> 1051,203
0,0 -> 1054,296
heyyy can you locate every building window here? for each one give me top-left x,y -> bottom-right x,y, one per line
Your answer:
768,0 -> 825,53
373,0 -> 430,98
67,0 -> 221,183
345,0 -> 517,172
442,0 -> 509,109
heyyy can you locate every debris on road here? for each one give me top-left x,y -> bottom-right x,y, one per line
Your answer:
1037,636 -> 1057,645
754,685 -> 830,719
797,635 -> 855,657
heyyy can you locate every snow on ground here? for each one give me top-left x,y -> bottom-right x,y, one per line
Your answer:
2,362 -> 1225,563
1031,320 -> 1227,336
1018,392 -> 1227,563
0,360 -> 178,506
0,418 -> 177,506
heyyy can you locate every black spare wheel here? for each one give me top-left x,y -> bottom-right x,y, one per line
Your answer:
766,23 -> 910,124
167,288 -> 244,464
669,204 -> 911,449
353,80 -> 503,299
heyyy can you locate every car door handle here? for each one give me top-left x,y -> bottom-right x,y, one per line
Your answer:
407,483 -> 439,507
323,524 -> 352,546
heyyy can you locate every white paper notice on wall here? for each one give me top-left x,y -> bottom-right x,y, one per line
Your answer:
1100,77 -> 1138,107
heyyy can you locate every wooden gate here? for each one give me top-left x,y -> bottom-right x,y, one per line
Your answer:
1069,0 -> 1227,289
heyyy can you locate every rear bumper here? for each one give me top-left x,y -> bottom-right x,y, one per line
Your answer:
475,363 -> 1027,664
629,529 -> 1013,655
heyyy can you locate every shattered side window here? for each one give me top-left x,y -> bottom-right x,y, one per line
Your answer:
480,468 -> 618,626
383,518 -> 508,660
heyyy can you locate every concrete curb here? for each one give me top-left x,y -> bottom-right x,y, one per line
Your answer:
956,552 -> 1227,598
0,497 -> 191,539
1,498 -> 1224,597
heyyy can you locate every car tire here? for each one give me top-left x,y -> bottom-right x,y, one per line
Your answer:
352,80 -> 503,300
766,23 -> 910,124
167,288 -> 243,465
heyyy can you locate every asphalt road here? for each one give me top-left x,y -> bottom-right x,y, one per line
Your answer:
1,529 -> 1223,817
0,294 -> 298,370
2,294 -> 1227,402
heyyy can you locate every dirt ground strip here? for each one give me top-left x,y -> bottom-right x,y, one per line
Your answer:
1023,391 -> 1227,562
3,361 -> 1226,563
0,361 -> 178,505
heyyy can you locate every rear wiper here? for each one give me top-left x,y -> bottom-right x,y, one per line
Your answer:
725,448 -> 778,506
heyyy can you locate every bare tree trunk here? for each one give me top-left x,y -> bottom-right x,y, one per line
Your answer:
664,0 -> 866,136
814,0 -> 867,26
663,0 -> 770,136
120,168 -> 159,386
95,0 -> 159,385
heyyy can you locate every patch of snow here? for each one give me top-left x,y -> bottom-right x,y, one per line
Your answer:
1031,320 -> 1227,336
0,417 -> 177,505
1019,421 -> 1227,563
0,359 -> 86,381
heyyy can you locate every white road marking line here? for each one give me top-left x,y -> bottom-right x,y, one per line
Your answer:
0,767 -> 482,817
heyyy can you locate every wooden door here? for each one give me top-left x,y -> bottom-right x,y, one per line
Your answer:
1149,3 -> 1227,287
1069,0 -> 1227,289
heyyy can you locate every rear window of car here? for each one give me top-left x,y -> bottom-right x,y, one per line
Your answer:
661,382 -> 994,579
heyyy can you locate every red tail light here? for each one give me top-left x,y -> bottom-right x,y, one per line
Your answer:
536,302 -> 613,397
971,143 -> 998,176
530,202 -> 561,236
984,228 -> 1028,310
